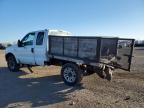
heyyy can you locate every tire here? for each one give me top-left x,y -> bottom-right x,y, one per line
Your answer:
61,63 -> 83,86
7,55 -> 19,72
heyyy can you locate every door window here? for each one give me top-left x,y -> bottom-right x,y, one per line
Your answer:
21,33 -> 35,46
36,32 -> 44,45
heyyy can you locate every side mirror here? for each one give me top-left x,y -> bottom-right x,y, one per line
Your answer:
17,40 -> 22,47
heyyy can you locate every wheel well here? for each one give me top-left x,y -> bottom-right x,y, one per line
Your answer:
5,53 -> 15,61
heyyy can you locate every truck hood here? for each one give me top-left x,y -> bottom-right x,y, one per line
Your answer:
5,44 -> 17,54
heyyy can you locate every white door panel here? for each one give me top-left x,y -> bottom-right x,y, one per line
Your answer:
19,46 -> 34,64
34,31 -> 48,65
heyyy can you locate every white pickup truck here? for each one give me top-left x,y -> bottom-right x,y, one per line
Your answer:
5,29 -> 135,86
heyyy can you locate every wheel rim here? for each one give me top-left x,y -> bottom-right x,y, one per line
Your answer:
8,57 -> 15,70
63,67 -> 76,83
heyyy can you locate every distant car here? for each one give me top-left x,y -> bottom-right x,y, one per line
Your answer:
0,44 -> 6,49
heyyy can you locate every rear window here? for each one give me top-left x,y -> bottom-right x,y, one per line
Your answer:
36,32 -> 44,45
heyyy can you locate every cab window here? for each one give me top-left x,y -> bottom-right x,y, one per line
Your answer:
21,33 -> 35,46
36,32 -> 44,45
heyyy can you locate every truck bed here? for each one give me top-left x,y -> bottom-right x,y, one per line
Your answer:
48,35 -> 134,71
49,36 -> 117,62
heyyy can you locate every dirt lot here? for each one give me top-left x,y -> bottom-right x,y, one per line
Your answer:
0,48 -> 144,108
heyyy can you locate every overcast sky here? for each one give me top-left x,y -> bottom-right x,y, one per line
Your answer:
0,0 -> 144,42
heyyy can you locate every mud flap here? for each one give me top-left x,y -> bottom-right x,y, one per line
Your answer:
104,66 -> 113,81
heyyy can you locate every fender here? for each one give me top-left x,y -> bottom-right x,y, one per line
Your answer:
5,53 -> 20,64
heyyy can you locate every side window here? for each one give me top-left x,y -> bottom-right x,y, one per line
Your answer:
21,33 -> 35,46
36,32 -> 44,45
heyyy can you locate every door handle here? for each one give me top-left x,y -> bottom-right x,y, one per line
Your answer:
31,48 -> 34,53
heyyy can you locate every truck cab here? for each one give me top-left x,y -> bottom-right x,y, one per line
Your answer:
5,29 -> 71,71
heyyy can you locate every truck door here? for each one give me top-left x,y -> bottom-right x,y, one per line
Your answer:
16,32 -> 35,65
34,31 -> 47,65
116,39 -> 135,71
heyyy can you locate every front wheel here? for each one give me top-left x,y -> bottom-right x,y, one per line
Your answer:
61,63 -> 83,86
7,55 -> 19,72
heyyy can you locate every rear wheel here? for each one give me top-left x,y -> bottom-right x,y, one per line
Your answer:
61,63 -> 83,86
7,55 -> 19,72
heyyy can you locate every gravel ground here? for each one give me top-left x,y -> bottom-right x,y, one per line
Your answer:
0,47 -> 144,108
